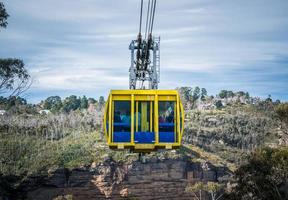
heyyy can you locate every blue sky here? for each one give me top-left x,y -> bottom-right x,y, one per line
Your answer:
1,0 -> 288,103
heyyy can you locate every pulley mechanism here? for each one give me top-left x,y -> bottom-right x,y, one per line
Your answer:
129,0 -> 160,90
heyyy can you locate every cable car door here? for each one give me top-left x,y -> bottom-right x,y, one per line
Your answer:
134,101 -> 154,143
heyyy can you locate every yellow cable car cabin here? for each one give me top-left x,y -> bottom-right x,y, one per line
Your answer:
104,90 -> 184,152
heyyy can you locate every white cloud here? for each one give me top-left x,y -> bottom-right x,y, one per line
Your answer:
1,0 -> 288,101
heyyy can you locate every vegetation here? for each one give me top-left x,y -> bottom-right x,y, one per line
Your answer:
186,182 -> 223,200
223,146 -> 288,200
41,95 -> 98,113
1,1 -> 287,199
0,3 -> 31,97
0,2 -> 8,28
0,84 -> 287,199
275,103 -> 288,124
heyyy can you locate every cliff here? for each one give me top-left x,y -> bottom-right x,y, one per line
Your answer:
5,157 -> 230,200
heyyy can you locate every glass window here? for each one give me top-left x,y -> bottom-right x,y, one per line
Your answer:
180,107 -> 183,134
113,101 -> 131,143
134,101 -> 154,143
106,104 -> 109,135
134,101 -> 153,132
158,101 -> 176,143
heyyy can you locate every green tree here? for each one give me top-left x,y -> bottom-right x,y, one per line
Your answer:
201,88 -> 207,100
186,182 -> 224,200
266,94 -> 272,102
43,96 -> 62,113
88,97 -> 96,104
275,99 -> 281,105
181,87 -> 192,101
80,95 -> 88,109
0,3 -> 31,96
177,87 -> 193,109
9,96 -> 26,107
205,182 -> 223,200
215,100 -> 223,109
227,91 -> 234,98
192,86 -> 201,101
244,92 -> 249,99
99,96 -> 105,106
62,95 -> 81,112
0,96 -> 26,109
186,182 -> 205,200
225,147 -> 288,200
0,2 -> 9,28
0,59 -> 31,96
236,91 -> 245,97
219,90 -> 228,99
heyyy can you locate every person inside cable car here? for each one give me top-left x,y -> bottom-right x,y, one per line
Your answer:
159,114 -> 165,123
114,111 -> 121,122
122,110 -> 131,124
167,110 -> 174,123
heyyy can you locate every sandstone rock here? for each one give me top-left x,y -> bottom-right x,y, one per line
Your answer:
19,158 -> 231,200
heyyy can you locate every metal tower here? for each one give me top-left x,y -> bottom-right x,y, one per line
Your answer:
129,35 -> 160,90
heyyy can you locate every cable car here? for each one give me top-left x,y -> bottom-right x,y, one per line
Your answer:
103,0 -> 184,153
103,90 -> 184,152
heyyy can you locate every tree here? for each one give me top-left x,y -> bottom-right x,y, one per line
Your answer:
224,147 -> 288,200
80,95 -> 88,109
99,96 -> 105,106
219,90 -> 228,99
0,2 -> 9,28
177,87 -> 193,109
186,182 -> 205,200
186,182 -> 224,200
266,94 -> 272,102
236,91 -> 245,97
275,99 -> 281,105
201,88 -> 207,100
227,91 -> 234,98
0,59 -> 31,96
0,96 -> 26,110
0,3 -> 31,96
62,95 -> 81,112
205,182 -> 223,200
8,96 -> 26,107
43,96 -> 62,113
192,86 -> 201,101
215,100 -> 223,109
88,97 -> 96,104
244,92 -> 249,99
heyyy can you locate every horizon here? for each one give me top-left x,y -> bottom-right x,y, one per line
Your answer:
1,0 -> 288,103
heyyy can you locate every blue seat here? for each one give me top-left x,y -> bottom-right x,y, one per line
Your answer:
114,122 -> 130,127
159,122 -> 174,127
134,132 -> 155,143
113,132 -> 131,143
159,132 -> 175,143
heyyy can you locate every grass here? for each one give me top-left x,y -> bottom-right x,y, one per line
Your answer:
182,144 -> 237,171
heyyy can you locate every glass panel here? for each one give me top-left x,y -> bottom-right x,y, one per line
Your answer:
134,101 -> 154,143
180,106 -> 183,134
113,101 -> 131,143
134,101 -> 153,132
158,101 -> 176,143
106,103 -> 109,135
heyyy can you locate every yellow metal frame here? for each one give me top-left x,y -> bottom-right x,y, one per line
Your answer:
103,90 -> 185,152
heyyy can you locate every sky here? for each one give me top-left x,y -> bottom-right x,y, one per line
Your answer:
1,0 -> 288,103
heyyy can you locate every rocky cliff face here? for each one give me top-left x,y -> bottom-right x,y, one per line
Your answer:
10,157 -> 230,200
